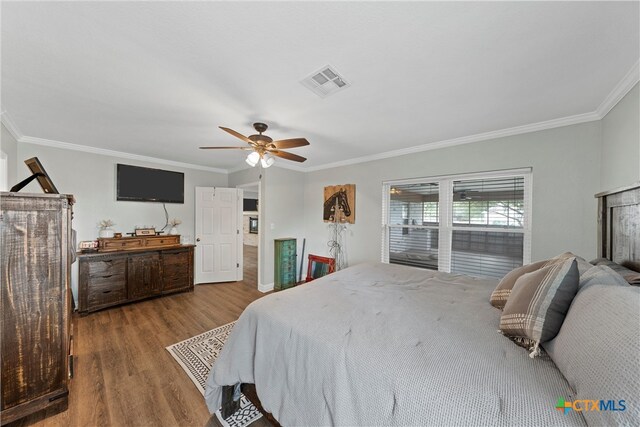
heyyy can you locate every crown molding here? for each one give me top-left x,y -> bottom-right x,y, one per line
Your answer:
596,60 -> 639,119
0,112 -> 24,141
304,110 -> 601,172
2,111 -> 227,173
302,61 -> 638,172
19,135 -> 228,174
272,161 -> 307,173
226,164 -> 251,174
2,59 -> 636,174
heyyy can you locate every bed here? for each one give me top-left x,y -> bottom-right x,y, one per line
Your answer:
205,184 -> 640,426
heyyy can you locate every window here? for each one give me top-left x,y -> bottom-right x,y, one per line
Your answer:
386,182 -> 439,270
382,169 -> 531,278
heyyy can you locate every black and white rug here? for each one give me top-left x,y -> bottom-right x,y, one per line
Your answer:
166,321 -> 263,427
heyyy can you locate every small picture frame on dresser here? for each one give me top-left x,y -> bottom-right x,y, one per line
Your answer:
135,228 -> 156,236
78,240 -> 99,252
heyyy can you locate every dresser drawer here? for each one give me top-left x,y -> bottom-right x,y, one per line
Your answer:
145,236 -> 180,247
88,258 -> 126,278
87,276 -> 126,308
163,250 -> 189,265
78,245 -> 193,314
163,274 -> 190,292
164,262 -> 188,277
101,239 -> 143,251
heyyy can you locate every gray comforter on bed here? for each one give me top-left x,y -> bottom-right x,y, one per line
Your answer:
205,262 -> 585,426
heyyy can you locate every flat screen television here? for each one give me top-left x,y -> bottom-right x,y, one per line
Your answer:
117,164 -> 184,204
243,198 -> 258,212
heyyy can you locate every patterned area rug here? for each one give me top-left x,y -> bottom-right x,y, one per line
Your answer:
166,321 -> 263,427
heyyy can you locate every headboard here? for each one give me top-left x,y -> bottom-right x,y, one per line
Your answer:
596,182 -> 640,273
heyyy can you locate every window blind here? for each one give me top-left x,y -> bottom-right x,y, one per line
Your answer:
451,231 -> 523,277
382,171 -> 531,279
388,182 -> 439,270
451,176 -> 525,278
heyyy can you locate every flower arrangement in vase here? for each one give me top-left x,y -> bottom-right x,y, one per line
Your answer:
98,219 -> 115,238
168,218 -> 182,235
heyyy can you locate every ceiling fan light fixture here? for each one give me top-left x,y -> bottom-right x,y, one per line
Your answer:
202,122 -> 308,167
246,151 -> 260,167
261,152 -> 275,168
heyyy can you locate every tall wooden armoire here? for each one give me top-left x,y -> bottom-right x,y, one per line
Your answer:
1,193 -> 75,424
274,238 -> 297,290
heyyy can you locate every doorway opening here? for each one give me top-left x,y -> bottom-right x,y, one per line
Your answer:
237,181 -> 260,289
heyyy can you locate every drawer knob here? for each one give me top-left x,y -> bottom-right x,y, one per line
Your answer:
102,274 -> 113,279
102,290 -> 112,294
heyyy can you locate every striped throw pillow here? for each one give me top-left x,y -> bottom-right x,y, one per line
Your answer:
489,260 -> 547,309
499,258 -> 579,357
490,252 -> 590,309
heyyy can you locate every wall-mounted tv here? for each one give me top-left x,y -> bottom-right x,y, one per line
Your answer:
117,164 -> 184,204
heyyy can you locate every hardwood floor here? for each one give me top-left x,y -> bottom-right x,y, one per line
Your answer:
9,244 -> 269,427
243,244 -> 258,289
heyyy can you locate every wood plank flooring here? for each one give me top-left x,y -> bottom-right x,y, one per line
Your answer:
242,245 -> 258,290
9,245 -> 271,427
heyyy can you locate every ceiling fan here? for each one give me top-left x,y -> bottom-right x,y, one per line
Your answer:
199,122 -> 309,168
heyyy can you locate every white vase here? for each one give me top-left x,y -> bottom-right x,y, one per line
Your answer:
169,226 -> 179,235
99,228 -> 114,238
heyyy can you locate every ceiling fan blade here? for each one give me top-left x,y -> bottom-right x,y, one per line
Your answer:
270,138 -> 310,149
219,127 -> 255,145
199,146 -> 252,150
269,150 -> 307,163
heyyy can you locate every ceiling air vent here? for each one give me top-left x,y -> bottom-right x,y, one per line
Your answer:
301,65 -> 351,98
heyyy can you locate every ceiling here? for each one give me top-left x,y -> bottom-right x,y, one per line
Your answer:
2,2 -> 638,172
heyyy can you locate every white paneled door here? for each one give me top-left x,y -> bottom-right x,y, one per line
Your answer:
195,187 -> 243,284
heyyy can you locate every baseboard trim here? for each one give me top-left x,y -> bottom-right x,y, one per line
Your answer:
258,282 -> 274,293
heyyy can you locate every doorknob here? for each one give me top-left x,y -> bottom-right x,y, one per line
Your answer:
196,238 -> 200,242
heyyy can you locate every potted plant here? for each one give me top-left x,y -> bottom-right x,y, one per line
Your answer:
168,218 -> 182,235
98,219 -> 115,238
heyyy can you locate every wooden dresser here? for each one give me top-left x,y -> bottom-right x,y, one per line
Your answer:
274,238 -> 297,290
77,245 -> 194,314
1,193 -> 74,425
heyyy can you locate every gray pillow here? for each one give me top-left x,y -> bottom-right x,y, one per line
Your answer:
544,265 -> 628,354
553,251 -> 593,276
499,258 -> 579,357
590,258 -> 640,285
542,284 -> 640,426
577,265 -> 630,290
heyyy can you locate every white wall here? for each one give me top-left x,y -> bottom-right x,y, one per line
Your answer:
303,121 -> 602,267
600,83 -> 640,191
261,167 -> 306,288
16,143 -> 228,242
228,167 -> 307,289
243,191 -> 258,200
1,123 -> 18,189
15,142 -> 228,301
228,167 -> 262,188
